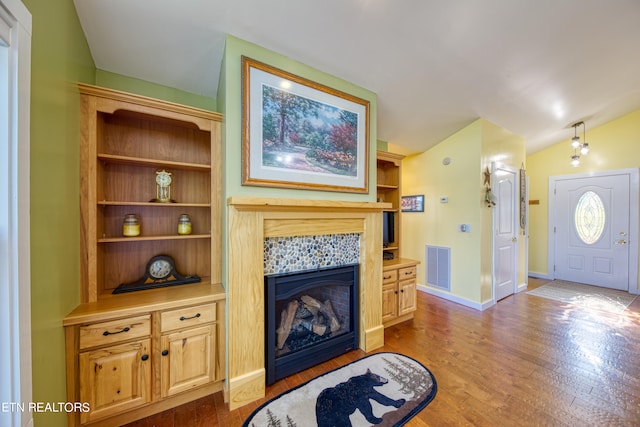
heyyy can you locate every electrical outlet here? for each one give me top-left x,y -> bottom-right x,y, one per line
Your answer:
459,224 -> 471,233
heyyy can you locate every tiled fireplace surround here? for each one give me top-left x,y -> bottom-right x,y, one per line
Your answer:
226,197 -> 388,409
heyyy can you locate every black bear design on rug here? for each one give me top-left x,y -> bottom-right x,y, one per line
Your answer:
315,369 -> 406,426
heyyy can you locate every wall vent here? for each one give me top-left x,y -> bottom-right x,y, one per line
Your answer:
426,245 -> 451,290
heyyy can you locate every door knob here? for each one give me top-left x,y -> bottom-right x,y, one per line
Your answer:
511,237 -> 517,243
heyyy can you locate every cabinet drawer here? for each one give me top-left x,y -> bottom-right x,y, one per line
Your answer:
79,315 -> 150,350
161,303 -> 216,332
399,266 -> 417,280
382,269 -> 398,284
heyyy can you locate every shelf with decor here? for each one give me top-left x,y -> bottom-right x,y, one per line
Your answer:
77,84 -> 222,299
64,84 -> 225,427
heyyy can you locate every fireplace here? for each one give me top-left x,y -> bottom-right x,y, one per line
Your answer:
265,264 -> 359,384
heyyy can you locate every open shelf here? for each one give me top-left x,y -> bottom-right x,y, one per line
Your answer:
79,83 -> 222,302
98,234 -> 211,243
98,153 -> 211,171
377,150 -> 405,262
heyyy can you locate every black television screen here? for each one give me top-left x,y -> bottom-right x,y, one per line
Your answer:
382,211 -> 394,246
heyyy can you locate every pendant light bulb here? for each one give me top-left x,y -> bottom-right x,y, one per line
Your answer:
571,154 -> 580,167
580,143 -> 589,155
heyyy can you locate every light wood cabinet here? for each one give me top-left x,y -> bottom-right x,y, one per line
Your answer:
382,259 -> 419,327
160,303 -> 217,398
66,299 -> 224,426
377,151 -> 420,327
79,338 -> 151,424
65,85 -> 225,426
161,325 -> 215,397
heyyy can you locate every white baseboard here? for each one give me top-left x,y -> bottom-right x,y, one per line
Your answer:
417,284 -> 494,311
528,271 -> 553,280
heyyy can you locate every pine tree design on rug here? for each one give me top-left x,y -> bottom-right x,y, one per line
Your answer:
383,355 -> 433,400
263,409 -> 296,427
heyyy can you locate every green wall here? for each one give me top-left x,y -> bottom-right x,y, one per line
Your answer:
96,69 -> 217,111
23,0 -> 93,425
23,1 -> 217,425
217,34 -> 379,302
219,35 -> 378,201
24,4 -> 378,424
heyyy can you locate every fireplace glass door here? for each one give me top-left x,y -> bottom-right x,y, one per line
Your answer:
265,264 -> 359,384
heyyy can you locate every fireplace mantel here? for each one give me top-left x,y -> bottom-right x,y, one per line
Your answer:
226,197 -> 389,409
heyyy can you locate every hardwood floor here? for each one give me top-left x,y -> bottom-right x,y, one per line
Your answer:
124,278 -> 640,426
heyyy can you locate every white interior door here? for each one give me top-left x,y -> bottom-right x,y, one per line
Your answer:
494,165 -> 518,301
554,174 -> 630,290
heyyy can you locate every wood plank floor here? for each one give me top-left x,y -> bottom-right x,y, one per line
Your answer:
124,278 -> 640,426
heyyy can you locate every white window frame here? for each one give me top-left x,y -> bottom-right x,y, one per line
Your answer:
0,1 -> 32,426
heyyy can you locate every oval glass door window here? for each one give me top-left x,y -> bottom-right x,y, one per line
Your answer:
574,191 -> 606,244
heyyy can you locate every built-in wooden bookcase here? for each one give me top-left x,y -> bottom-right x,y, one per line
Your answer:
376,150 -> 420,328
65,85 -> 225,427
79,84 -> 222,301
376,150 -> 404,260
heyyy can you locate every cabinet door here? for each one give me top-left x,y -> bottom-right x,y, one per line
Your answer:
161,325 -> 215,397
398,279 -> 417,316
382,283 -> 398,323
79,339 -> 151,424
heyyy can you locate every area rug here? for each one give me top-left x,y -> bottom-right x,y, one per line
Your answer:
243,352 -> 437,427
527,280 -> 638,314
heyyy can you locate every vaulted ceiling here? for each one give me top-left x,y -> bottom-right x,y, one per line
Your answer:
73,0 -> 640,154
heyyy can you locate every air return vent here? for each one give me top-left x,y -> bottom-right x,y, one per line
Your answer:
426,245 -> 450,290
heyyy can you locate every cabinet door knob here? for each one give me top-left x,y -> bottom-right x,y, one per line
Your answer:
161,349 -> 169,356
179,313 -> 201,321
141,354 -> 149,361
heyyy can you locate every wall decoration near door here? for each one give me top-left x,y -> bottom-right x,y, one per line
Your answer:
401,194 -> 424,212
242,56 -> 370,193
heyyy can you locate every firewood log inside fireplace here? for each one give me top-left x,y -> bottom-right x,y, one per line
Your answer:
275,295 -> 342,350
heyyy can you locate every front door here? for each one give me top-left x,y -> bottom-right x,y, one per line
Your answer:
554,174 -> 630,290
494,165 -> 518,301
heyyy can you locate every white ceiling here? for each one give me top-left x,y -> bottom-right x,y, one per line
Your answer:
73,0 -> 640,154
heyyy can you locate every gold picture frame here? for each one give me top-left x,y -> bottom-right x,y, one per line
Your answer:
242,56 -> 370,193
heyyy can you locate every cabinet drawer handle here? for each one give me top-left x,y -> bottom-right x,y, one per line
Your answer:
102,327 -> 130,336
384,275 -> 392,280
161,350 -> 169,356
179,313 -> 201,321
404,271 -> 413,275
141,354 -> 149,361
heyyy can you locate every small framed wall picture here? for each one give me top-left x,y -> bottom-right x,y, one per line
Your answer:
401,195 -> 424,212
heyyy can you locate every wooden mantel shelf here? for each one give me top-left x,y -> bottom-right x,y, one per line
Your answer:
227,196 -> 391,212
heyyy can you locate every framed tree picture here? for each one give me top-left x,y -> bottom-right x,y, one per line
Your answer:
242,56 -> 370,193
